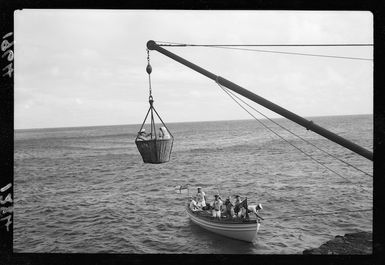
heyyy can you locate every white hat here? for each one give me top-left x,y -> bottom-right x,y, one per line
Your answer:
257,203 -> 263,210
140,128 -> 146,132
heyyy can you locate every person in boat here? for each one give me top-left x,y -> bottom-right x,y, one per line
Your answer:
222,196 -> 235,218
202,202 -> 212,211
189,196 -> 200,212
234,196 -> 249,219
238,203 -> 248,218
137,128 -> 150,141
211,194 -> 223,218
158,126 -> 171,139
195,187 -> 207,208
233,195 -> 242,216
247,203 -> 264,220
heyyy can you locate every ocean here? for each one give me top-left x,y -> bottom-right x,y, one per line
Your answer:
13,114 -> 373,254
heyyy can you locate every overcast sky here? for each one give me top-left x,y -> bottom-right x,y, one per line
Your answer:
14,10 -> 373,129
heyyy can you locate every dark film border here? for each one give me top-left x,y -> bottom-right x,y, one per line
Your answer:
0,1 -> 384,264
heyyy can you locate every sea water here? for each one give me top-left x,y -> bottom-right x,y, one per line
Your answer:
13,115 -> 373,254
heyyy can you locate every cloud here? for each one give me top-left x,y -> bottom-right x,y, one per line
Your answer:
75,98 -> 83,105
14,10 -> 373,129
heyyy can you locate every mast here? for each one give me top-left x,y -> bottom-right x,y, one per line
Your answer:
147,40 -> 373,161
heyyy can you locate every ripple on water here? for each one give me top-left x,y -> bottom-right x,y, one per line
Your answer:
14,117 -> 373,253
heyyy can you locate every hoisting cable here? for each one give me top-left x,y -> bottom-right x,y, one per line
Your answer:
217,83 -> 372,178
146,49 -> 155,137
216,80 -> 372,191
144,49 -> 174,139
147,48 -> 153,99
155,41 -> 373,61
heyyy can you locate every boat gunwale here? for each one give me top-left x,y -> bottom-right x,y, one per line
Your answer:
186,204 -> 259,226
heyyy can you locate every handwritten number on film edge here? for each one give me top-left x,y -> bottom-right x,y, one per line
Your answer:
0,183 -> 12,232
0,32 -> 14,232
2,32 -> 14,78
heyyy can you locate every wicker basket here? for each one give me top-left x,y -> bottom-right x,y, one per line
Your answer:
135,138 -> 173,164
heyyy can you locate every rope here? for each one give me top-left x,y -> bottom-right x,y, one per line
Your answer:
143,49 -> 174,140
154,41 -> 373,61
215,80 -> 371,192
151,106 -> 174,138
217,83 -> 372,178
147,49 -> 152,98
136,107 -> 151,139
211,46 -> 372,61
155,41 -> 374,47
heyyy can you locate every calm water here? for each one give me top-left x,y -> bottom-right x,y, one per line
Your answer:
14,115 -> 373,254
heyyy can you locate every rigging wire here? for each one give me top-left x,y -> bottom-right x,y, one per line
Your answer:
218,85 -> 372,178
155,41 -> 374,47
155,41 -> 373,61
216,81 -> 371,192
146,49 -> 153,98
207,46 -> 372,61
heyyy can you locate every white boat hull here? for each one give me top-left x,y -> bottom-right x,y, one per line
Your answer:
186,206 -> 260,242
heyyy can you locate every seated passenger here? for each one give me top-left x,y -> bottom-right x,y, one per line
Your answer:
158,126 -> 171,139
158,127 -> 163,139
189,197 -> 200,212
137,128 -> 150,141
211,194 -> 223,219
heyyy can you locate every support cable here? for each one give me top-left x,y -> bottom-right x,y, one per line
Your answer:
218,84 -> 372,178
208,46 -> 372,61
155,41 -> 373,61
155,41 -> 373,47
216,81 -> 371,192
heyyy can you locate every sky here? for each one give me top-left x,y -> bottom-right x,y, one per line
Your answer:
14,10 -> 373,129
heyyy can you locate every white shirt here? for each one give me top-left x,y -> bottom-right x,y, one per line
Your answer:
190,200 -> 198,210
196,191 -> 205,203
159,127 -> 170,139
212,199 -> 223,211
196,191 -> 206,207
247,205 -> 260,214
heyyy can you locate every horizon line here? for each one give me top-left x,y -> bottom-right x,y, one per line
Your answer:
14,113 -> 373,131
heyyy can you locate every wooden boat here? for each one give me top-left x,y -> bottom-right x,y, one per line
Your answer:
186,204 -> 260,242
